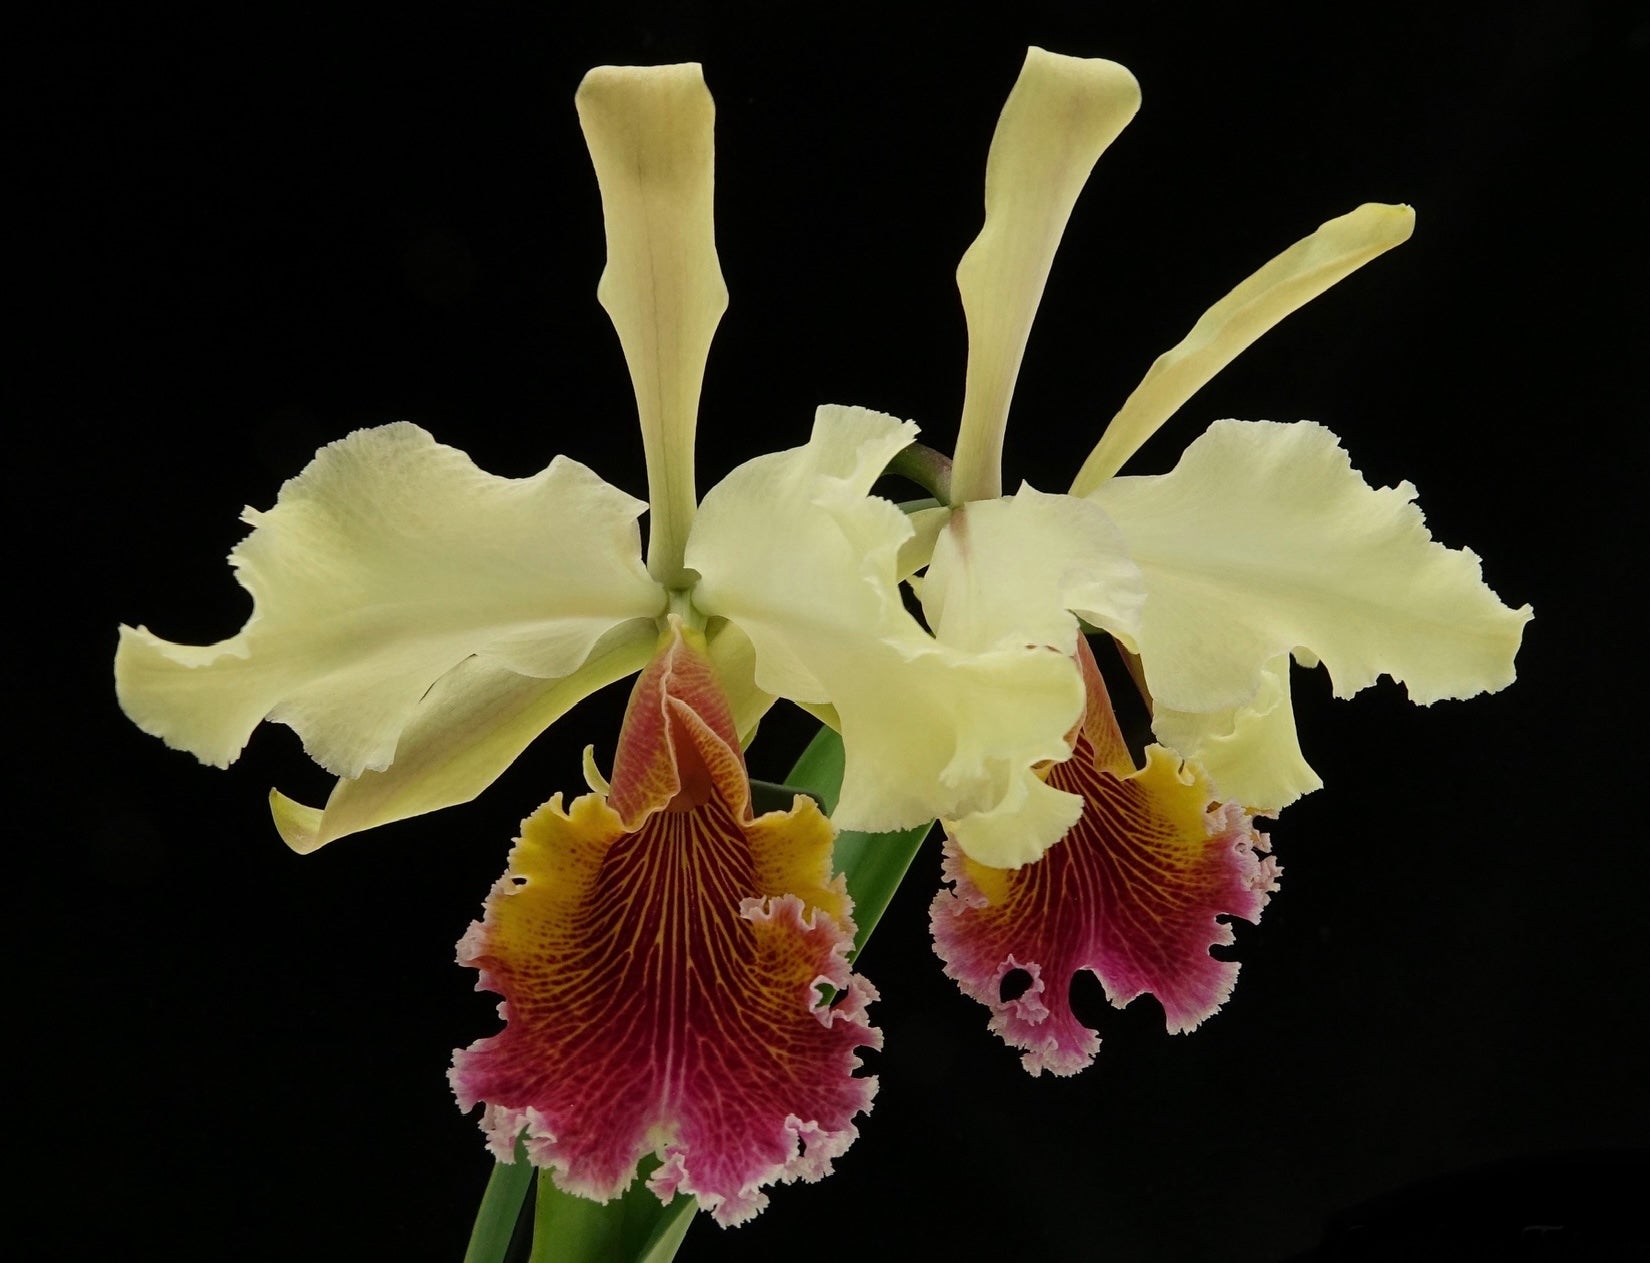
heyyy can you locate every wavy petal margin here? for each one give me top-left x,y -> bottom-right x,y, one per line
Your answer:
450,622 -> 877,1227
932,638 -> 1279,1075
920,485 -> 1144,867
1151,652 -> 1324,814
690,405 -> 1088,861
115,422 -> 664,777
921,486 -> 1143,657
268,619 -> 657,853
1094,419 -> 1533,717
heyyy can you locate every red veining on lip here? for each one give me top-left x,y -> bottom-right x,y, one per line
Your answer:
932,637 -> 1279,1074
451,621 -> 878,1225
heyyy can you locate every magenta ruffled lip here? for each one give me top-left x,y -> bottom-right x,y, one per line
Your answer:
451,622 -> 879,1225
932,638 -> 1280,1075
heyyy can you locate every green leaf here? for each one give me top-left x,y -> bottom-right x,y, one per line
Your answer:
461,725 -> 933,1263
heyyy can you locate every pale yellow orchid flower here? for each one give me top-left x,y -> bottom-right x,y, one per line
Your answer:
867,48 -> 1531,865
113,63 -> 1089,857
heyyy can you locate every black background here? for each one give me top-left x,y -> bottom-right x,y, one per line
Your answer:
16,3 -> 1648,1260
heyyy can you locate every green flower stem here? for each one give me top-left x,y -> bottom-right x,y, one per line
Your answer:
884,441 -> 953,505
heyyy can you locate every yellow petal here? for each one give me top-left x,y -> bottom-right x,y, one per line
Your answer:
951,48 -> 1141,503
115,423 -> 664,776
895,504 -> 952,581
1071,204 -> 1415,495
577,64 -> 728,586
689,404 -> 919,703
945,771 -> 1085,872
705,617 -> 776,746
910,486 -> 1147,866
269,619 -> 656,853
921,485 -> 1144,655
688,404 -> 1085,854
1092,419 -> 1533,716
1151,654 -> 1323,814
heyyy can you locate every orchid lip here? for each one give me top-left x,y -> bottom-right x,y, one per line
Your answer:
450,620 -> 878,1225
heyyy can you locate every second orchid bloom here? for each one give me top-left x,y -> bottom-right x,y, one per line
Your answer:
879,49 -> 1530,1072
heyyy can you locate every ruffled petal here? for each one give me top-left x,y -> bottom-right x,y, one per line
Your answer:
688,404 -> 920,703
578,64 -> 727,586
688,405 -> 1086,859
937,773 -> 1088,878
918,485 -> 1144,866
1151,653 -> 1323,814
951,48 -> 1140,502
450,623 -> 877,1227
1091,419 -> 1533,715
932,639 -> 1279,1075
269,619 -> 657,853
1071,203 -> 1415,494
116,422 -> 665,776
921,486 -> 1143,655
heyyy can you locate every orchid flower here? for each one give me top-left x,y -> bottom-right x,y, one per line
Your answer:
860,49 -> 1532,1073
112,64 -> 1081,862
110,64 -> 1098,1223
